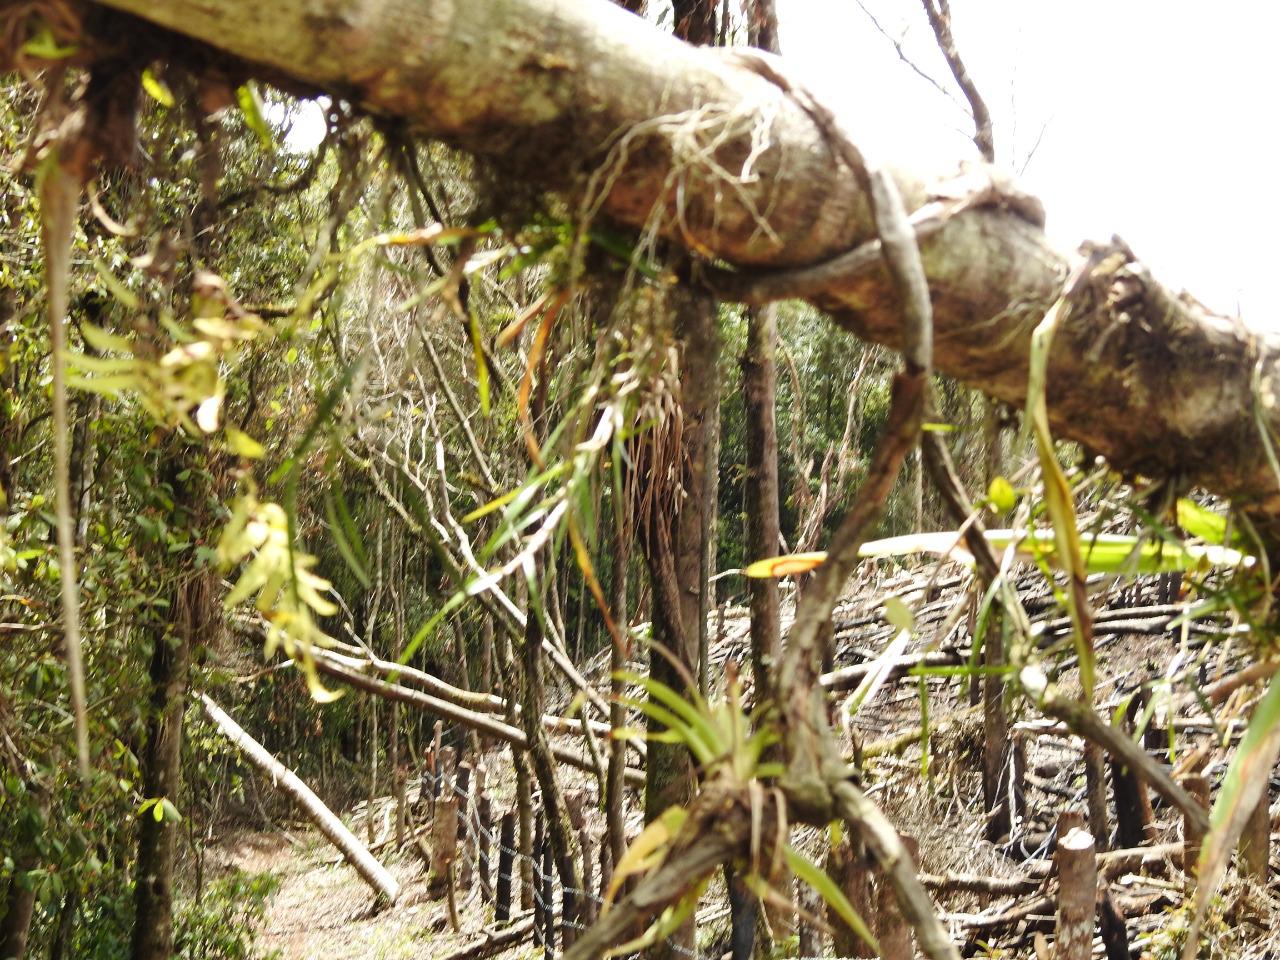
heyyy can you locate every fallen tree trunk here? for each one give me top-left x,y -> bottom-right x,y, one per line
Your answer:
198,693 -> 401,904
310,649 -> 646,787
437,915 -> 536,960
80,0 -> 1280,529
322,642 -> 639,754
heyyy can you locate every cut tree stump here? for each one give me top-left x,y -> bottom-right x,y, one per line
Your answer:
1181,774 -> 1210,876
1055,826 -> 1097,960
1238,781 -> 1271,883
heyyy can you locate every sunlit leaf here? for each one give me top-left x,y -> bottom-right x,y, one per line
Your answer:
1177,498 -> 1229,545
603,805 -> 687,908
742,551 -> 828,578
236,82 -> 273,149
225,427 -> 266,459
987,475 -> 1017,513
22,25 -> 77,60
141,68 -> 175,108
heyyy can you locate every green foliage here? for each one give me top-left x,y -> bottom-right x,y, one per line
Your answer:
175,870 -> 281,960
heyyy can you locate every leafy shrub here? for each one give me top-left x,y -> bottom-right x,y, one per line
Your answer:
175,869 -> 281,960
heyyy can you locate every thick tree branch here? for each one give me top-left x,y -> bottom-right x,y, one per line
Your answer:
78,0 -> 1280,529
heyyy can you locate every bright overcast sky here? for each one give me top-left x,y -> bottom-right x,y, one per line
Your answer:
282,2 -> 1274,325
778,0 -> 1279,327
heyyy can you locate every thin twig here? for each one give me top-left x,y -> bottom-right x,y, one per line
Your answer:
919,0 -> 995,161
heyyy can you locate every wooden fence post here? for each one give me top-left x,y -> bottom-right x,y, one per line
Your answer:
1180,773 -> 1209,877
1055,825 -> 1097,960
562,789 -> 587,949
429,720 -> 443,809
430,797 -> 460,896
456,762 -> 473,888
496,811 -> 516,922
439,746 -> 457,798
579,827 -> 596,927
598,836 -> 613,906
796,875 -> 819,957
518,779 -> 534,913
533,815 -> 546,946
1084,742 -> 1110,850
478,789 -> 494,903
1109,755 -> 1155,847
727,866 -> 757,960
829,829 -> 876,958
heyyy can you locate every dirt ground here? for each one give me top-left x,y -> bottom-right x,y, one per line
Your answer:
210,562 -> 1280,959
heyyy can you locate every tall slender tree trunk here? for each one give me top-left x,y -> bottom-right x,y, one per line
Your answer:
607,516 -> 630,875
641,286 -> 718,960
131,566 -> 213,960
742,12 -> 785,952
741,304 -> 782,704
0,783 -> 49,960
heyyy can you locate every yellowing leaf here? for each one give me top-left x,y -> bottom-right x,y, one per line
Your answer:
226,427 -> 266,459
603,806 -> 687,909
743,551 -> 828,578
141,68 -> 175,108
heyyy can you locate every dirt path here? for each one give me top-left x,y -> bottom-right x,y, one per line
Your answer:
213,823 -> 527,960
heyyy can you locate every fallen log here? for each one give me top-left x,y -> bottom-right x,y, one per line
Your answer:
320,643 -> 639,754
919,872 -> 1041,896
1025,841 -> 1184,880
437,915 -> 536,960
310,649 -> 645,787
83,0 -> 1280,534
198,693 -> 400,904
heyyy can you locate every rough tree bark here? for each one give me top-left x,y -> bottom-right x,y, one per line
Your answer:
741,0 -> 783,711
131,566 -> 212,960
639,285 -> 719,960
80,0 -> 1280,533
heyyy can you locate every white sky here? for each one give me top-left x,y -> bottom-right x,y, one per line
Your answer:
778,0 -> 1279,327
282,1 -> 1276,325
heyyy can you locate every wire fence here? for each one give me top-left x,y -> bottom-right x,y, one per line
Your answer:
418,760 -> 704,959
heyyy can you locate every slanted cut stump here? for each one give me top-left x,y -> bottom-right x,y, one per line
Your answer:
1181,774 -> 1210,877
828,829 -> 876,958
1055,826 -> 1097,960
874,834 -> 918,960
1238,781 -> 1271,883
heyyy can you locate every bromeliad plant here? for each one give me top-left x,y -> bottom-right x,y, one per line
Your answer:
604,661 -> 878,956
